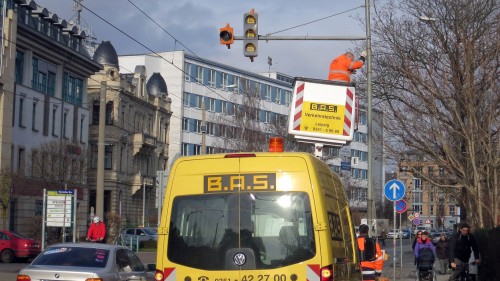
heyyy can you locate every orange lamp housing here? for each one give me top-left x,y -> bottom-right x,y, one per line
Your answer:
268,137 -> 284,152
219,24 -> 234,49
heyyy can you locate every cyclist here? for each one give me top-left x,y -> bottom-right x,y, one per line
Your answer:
448,223 -> 480,281
86,216 -> 106,242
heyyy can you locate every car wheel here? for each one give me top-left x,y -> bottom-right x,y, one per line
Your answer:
1,249 -> 14,263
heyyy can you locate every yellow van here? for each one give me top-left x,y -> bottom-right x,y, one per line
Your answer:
155,147 -> 361,281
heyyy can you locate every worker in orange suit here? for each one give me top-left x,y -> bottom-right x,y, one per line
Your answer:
357,224 -> 384,281
328,51 -> 366,83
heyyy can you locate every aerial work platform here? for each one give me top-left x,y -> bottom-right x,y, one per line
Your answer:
288,77 -> 358,152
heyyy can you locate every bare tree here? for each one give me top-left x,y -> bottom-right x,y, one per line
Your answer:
371,0 -> 500,228
28,139 -> 88,188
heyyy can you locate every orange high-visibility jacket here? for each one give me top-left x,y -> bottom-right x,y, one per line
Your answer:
357,236 -> 384,281
328,53 -> 364,83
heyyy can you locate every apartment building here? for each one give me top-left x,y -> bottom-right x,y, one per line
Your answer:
2,0 -> 102,234
87,41 -> 172,227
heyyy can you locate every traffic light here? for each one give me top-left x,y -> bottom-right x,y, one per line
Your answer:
243,9 -> 258,61
219,23 -> 234,49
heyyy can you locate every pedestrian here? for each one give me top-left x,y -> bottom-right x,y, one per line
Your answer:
328,51 -> 366,83
414,231 -> 436,281
414,231 -> 436,257
86,216 -> 106,242
448,223 -> 480,281
380,230 -> 386,247
435,234 -> 449,275
412,231 -> 422,251
357,224 -> 384,281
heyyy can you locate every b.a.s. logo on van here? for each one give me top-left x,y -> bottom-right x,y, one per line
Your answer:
204,173 -> 276,193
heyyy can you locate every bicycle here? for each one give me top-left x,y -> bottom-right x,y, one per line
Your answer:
454,261 -> 476,281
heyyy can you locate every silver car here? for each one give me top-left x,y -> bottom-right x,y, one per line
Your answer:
121,227 -> 158,246
17,243 -> 156,281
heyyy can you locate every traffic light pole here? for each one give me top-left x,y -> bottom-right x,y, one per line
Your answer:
233,35 -> 365,41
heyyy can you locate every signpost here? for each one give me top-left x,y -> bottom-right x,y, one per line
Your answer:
384,180 -> 406,278
42,189 -> 77,249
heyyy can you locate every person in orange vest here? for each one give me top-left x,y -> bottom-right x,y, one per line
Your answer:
357,224 -> 384,281
328,51 -> 367,83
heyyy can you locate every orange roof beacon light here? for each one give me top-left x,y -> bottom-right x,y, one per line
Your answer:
268,137 -> 284,152
219,23 -> 234,49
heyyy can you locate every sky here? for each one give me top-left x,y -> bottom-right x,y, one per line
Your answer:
34,0 -> 368,79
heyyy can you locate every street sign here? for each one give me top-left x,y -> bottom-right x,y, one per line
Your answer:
414,212 -> 420,218
413,218 -> 420,225
395,199 -> 407,213
384,179 -> 406,201
408,214 -> 415,221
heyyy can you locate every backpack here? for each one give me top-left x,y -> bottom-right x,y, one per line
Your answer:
360,237 -> 377,261
417,246 -> 435,270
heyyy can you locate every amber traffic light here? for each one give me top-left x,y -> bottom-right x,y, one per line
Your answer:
243,9 -> 258,61
219,24 -> 234,49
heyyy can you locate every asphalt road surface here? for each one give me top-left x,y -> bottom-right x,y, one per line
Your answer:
1,241 -> 456,281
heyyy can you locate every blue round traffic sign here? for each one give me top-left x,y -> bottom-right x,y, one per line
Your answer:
396,199 -> 407,213
413,218 -> 420,226
384,179 -> 406,201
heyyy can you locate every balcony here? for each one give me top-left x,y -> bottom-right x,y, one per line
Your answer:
132,133 -> 158,155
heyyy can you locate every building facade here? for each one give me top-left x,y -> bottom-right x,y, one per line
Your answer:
3,0 -> 102,237
398,159 -> 459,230
119,52 -> 293,164
87,41 -> 172,227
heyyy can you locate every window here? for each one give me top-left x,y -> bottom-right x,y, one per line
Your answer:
208,69 -> 216,87
275,88 -> 281,104
196,66 -> 203,83
31,58 -> 39,89
32,101 -> 38,131
264,111 -> 271,123
285,91 -> 291,106
182,118 -> 189,131
63,72 -> 84,105
47,71 -> 56,96
19,97 -> 25,127
207,98 -> 216,112
80,115 -> 85,143
18,147 -> 25,175
104,146 -> 112,169
166,192 -> 315,270
449,205 -> 455,216
63,111 -> 68,138
184,62 -> 191,81
265,85 -> 271,101
35,200 -> 43,216
183,92 -> 190,106
221,101 -> 228,114
181,143 -> 189,156
52,107 -> 58,136
233,76 -> 240,93
193,120 -> 202,133
15,50 -> 24,84
221,73 -> 229,90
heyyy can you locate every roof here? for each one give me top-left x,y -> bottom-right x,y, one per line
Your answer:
93,41 -> 119,66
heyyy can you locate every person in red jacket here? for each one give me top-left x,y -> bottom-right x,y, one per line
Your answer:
328,51 -> 366,83
357,224 -> 384,281
86,216 -> 106,242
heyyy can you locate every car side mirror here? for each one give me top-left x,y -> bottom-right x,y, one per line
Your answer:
146,263 -> 156,272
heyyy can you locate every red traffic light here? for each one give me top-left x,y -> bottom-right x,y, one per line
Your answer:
219,24 -> 234,49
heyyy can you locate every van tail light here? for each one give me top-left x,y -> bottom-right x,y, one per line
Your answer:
154,269 -> 165,281
85,278 -> 103,281
320,264 -> 334,281
268,137 -> 284,152
16,275 -> 31,281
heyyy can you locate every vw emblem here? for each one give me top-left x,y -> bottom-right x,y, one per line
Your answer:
54,273 -> 60,279
233,252 -> 247,266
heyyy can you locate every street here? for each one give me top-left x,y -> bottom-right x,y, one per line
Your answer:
381,237 -> 450,281
0,240 -> 456,281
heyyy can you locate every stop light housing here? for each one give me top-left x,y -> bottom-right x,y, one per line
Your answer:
243,9 -> 258,61
219,24 -> 234,49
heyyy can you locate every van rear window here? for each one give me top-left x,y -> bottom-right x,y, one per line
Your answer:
167,192 -> 315,270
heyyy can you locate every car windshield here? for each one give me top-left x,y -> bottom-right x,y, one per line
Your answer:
32,246 -> 110,268
142,228 -> 157,235
167,192 -> 315,270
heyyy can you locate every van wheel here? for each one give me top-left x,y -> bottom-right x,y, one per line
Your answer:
1,249 -> 14,263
